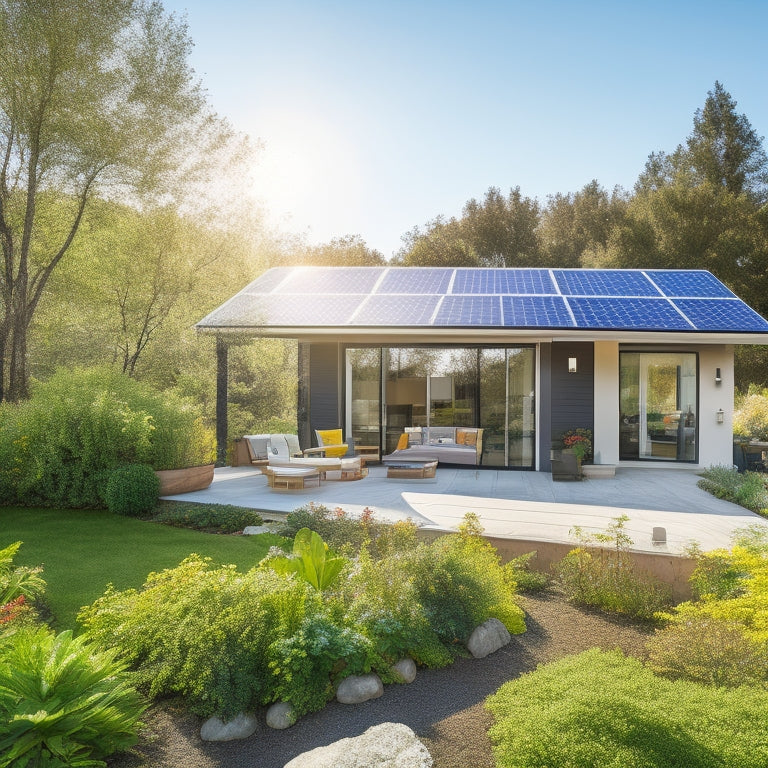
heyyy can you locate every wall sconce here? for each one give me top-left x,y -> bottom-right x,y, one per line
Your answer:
568,357 -> 577,373
715,367 -> 722,385
717,409 -> 724,423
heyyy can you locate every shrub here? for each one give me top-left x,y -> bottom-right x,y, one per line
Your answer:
0,366 -> 215,508
151,501 -> 264,533
79,555 -> 317,719
552,515 -> 672,620
503,551 -> 549,593
733,387 -> 768,440
0,542 -> 45,607
104,463 -> 160,517
698,465 -> 768,513
486,648 -> 768,768
0,626 -> 146,768
265,528 -> 348,592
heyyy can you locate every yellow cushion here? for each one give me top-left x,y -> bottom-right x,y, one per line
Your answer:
396,433 -> 409,450
317,429 -> 347,458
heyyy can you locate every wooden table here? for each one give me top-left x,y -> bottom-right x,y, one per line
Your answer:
263,466 -> 321,489
385,460 -> 438,479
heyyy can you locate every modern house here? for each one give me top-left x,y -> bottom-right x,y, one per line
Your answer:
197,266 -> 768,472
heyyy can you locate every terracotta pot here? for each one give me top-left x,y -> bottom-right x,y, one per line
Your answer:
155,464 -> 215,495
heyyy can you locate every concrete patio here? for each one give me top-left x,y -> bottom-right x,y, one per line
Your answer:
163,464 -> 768,554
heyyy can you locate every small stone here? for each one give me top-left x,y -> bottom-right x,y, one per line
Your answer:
266,701 -> 295,729
336,673 -> 384,704
283,722 -> 432,768
391,657 -> 417,683
243,525 -> 271,535
467,618 -> 511,659
199,712 -> 258,741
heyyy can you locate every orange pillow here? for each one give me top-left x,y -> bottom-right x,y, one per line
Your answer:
396,433 -> 409,450
455,430 -> 466,445
463,431 -> 478,447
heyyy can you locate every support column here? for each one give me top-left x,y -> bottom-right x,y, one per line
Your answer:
297,342 -> 311,451
215,336 -> 228,466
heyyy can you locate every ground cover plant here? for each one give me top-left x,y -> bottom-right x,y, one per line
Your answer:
486,648 -> 768,768
79,512 -> 526,722
552,515 -> 672,620
150,501 -> 264,533
1,506 -> 281,629
646,524 -> 768,687
697,464 -> 768,514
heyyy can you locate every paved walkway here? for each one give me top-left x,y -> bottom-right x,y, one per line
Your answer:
163,465 -> 768,554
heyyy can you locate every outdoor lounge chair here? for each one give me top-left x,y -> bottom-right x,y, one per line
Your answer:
303,428 -> 349,459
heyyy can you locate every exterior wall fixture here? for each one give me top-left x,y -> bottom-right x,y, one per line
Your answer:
715,367 -> 722,385
568,357 -> 577,373
717,408 -> 725,423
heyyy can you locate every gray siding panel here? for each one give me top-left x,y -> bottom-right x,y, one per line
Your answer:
550,342 -> 594,445
309,343 -> 342,446
539,343 -> 552,471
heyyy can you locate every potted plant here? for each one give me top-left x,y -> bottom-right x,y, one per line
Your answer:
551,429 -> 592,481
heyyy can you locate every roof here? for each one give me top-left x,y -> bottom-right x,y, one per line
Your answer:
196,267 -> 768,344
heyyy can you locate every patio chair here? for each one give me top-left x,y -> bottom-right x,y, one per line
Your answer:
303,428 -> 348,459
741,443 -> 766,472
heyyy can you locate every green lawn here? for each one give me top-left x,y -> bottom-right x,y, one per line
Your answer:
1,507 -> 283,630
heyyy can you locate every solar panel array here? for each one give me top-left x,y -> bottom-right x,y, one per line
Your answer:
198,267 -> 768,334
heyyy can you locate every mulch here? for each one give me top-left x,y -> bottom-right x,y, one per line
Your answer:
108,592 -> 653,768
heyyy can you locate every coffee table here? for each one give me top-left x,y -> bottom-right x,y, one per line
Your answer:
385,460 -> 438,479
263,466 -> 321,489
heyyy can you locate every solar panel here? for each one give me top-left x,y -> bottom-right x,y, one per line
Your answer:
244,267 -> 294,294
376,268 -> 454,294
203,294 -> 364,326
645,270 -> 736,298
353,294 -> 440,325
673,299 -> 768,332
434,296 -> 503,326
553,270 -> 660,297
568,297 -> 692,330
271,267 -> 384,294
452,269 -> 555,295
501,296 -> 574,327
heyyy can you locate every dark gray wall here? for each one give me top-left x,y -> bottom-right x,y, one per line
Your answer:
308,343 -> 342,448
550,341 -> 594,445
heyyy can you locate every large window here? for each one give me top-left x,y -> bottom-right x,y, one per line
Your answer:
619,351 -> 697,462
347,346 -> 535,468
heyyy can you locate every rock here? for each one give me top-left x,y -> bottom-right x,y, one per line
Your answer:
336,673 -> 384,704
243,525 -> 271,535
266,701 -> 295,729
391,657 -> 417,683
199,712 -> 258,741
467,618 -> 511,659
283,722 -> 432,768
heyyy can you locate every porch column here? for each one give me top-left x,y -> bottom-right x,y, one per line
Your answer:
215,336 -> 228,466
297,342 -> 311,451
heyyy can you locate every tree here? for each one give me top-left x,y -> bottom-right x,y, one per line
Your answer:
289,234 -> 385,266
0,0 -> 222,400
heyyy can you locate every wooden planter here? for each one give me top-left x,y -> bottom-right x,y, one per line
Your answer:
155,464 -> 215,495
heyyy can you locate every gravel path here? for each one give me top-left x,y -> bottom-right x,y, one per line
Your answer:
108,593 -> 652,768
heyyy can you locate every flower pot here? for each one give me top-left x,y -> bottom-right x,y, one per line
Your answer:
551,449 -> 582,481
155,464 -> 215,495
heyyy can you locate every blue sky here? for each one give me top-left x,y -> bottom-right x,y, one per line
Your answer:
164,0 -> 768,258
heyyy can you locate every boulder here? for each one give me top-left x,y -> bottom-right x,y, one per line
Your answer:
283,722 -> 432,768
391,657 -> 417,683
243,525 -> 272,535
266,701 -> 295,729
467,618 -> 511,659
200,712 -> 258,741
336,673 -> 384,704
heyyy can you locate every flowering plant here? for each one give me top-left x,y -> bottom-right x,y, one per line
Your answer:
562,428 -> 592,462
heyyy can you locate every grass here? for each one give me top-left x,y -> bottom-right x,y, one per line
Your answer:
1,506 -> 285,630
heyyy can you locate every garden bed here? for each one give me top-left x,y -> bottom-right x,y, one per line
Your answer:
107,592 -> 652,768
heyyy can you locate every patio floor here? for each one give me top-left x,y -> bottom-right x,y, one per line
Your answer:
162,464 -> 768,554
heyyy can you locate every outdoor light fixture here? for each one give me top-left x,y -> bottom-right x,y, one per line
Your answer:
715,367 -> 722,385
568,357 -> 577,373
717,409 -> 724,423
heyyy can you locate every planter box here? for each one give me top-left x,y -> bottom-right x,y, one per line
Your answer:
550,449 -> 581,481
156,464 -> 215,495
581,464 -> 616,479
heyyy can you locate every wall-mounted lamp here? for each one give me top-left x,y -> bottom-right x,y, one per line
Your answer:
568,357 -> 577,373
715,367 -> 722,385
717,408 -> 724,424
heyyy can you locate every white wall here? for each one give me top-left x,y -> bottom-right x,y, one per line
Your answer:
698,345 -> 734,468
593,341 -> 619,464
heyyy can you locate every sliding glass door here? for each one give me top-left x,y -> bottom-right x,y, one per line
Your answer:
619,351 -> 697,462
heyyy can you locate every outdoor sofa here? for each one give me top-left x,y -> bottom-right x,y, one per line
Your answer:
383,426 -> 483,466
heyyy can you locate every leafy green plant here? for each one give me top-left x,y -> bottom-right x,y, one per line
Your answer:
0,626 -> 146,768
486,648 -> 768,768
734,387 -> 768,441
0,367 -> 215,509
561,428 -> 592,461
504,551 -> 549,593
553,515 -> 672,620
104,464 -> 160,517
698,465 -> 768,513
150,502 -> 264,533
0,542 -> 45,607
265,528 -> 347,592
